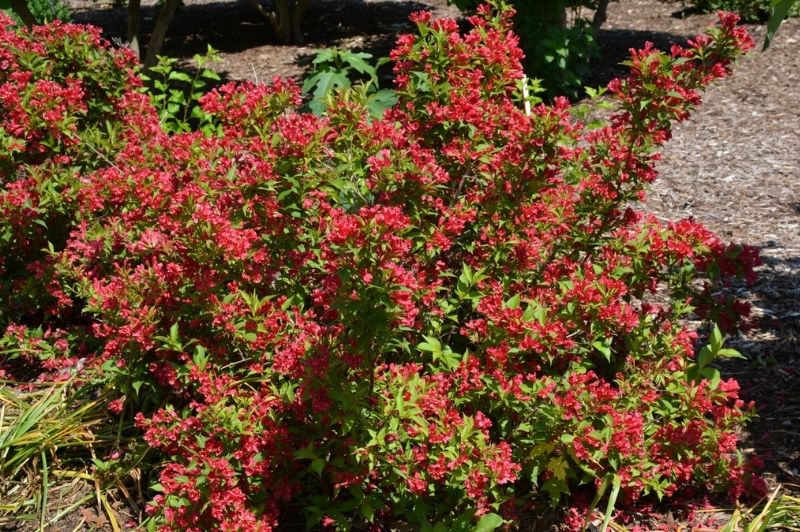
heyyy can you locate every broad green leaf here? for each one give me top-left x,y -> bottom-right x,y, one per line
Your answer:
474,513 -> 503,532
366,89 -> 398,118
701,367 -> 721,390
311,49 -> 336,64
505,293 -> 521,309
417,336 -> 442,354
342,52 -> 375,77
293,445 -> 316,461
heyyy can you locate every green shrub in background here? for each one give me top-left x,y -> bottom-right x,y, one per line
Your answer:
1,0 -> 72,24
448,0 -> 601,99
27,0 -> 71,23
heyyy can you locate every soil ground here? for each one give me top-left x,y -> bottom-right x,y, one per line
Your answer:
21,0 -> 800,528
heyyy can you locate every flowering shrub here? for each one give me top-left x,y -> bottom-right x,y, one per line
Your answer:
0,3 -> 763,530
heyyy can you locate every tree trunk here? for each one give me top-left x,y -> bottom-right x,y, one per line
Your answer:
126,0 -> 142,59
10,0 -> 36,26
273,0 -> 291,43
289,0 -> 309,45
592,0 -> 611,29
249,0 -> 307,44
143,0 -> 179,68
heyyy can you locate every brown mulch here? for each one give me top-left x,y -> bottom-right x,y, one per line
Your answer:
48,0 -> 800,526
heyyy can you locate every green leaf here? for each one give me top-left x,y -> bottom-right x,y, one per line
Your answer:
361,503 -> 375,521
293,444 -> 316,461
311,458 -> 325,476
474,513 -> 503,532
311,49 -> 336,65
505,293 -> 521,309
306,72 -> 350,114
411,71 -> 430,92
601,475 -> 621,532
366,89 -> 398,118
717,348 -> 746,360
593,340 -> 612,362
192,345 -> 207,370
697,345 -> 714,369
701,367 -> 721,390
764,0 -> 798,50
547,456 -> 568,481
168,71 -> 192,83
302,72 -> 325,94
341,52 -> 375,77
417,336 -> 442,354
710,325 -> 723,353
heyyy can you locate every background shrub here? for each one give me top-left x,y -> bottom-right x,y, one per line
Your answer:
2,0 -> 72,25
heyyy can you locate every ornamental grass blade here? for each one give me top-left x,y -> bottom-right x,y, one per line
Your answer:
764,0 -> 798,50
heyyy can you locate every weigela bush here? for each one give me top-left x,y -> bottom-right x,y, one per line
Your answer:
0,3 -> 763,529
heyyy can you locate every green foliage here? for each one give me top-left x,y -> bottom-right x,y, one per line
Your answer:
527,20 -> 599,100
1,0 -> 71,24
302,48 -> 397,117
26,0 -> 70,23
143,45 -> 223,134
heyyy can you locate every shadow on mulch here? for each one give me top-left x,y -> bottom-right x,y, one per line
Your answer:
725,252 -> 800,489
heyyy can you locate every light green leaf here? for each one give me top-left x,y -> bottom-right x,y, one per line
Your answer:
505,293 -> 521,309
710,325 -> 723,353
366,89 -> 398,118
697,345 -> 714,369
168,71 -> 192,83
593,340 -> 612,362
717,348 -> 746,360
474,513 -> 503,532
